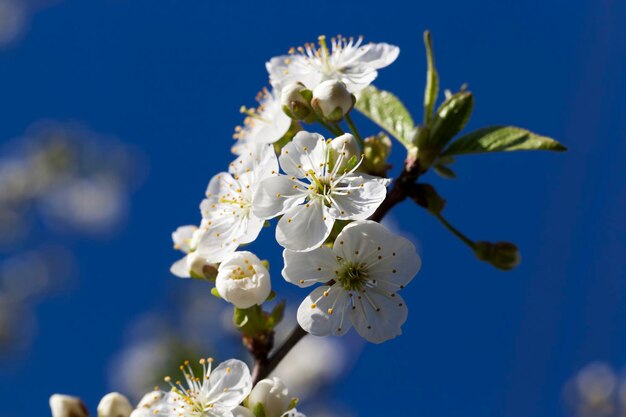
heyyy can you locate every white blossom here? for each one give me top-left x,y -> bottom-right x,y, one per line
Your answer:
247,377 -> 291,417
253,132 -> 389,252
282,220 -> 420,343
234,88 -> 291,147
170,225 -> 218,279
97,392 -> 133,417
196,145 -> 278,262
216,251 -> 271,309
267,35 -> 399,93
142,358 -> 252,417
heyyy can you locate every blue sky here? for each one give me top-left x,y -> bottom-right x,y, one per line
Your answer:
0,0 -> 625,416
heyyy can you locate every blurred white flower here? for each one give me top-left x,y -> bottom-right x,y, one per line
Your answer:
234,88 -> 291,147
98,392 -> 133,417
49,394 -> 88,417
151,358 -> 253,417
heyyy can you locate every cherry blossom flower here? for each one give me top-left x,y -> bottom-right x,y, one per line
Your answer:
267,35 -> 399,93
253,132 -> 389,251
145,358 -> 252,417
196,145 -> 278,262
282,220 -> 420,343
233,88 -> 291,148
170,225 -> 217,279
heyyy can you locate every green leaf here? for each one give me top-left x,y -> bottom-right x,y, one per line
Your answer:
267,300 -> 285,329
429,91 -> 474,148
433,163 -> 457,179
423,30 -> 439,125
442,126 -> 567,156
355,85 -> 415,148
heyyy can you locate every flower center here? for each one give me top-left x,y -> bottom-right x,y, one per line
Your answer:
336,261 -> 368,291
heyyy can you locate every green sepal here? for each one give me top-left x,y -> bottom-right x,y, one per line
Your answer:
288,397 -> 300,411
233,305 -> 266,337
252,403 -> 266,417
266,290 -> 277,302
210,287 -> 222,299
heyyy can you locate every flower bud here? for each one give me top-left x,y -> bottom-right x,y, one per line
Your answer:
247,377 -> 291,417
311,80 -> 354,121
362,133 -> 392,176
329,133 -> 360,173
474,241 -> 521,271
49,394 -> 89,417
97,392 -> 132,417
216,251 -> 271,309
281,83 -> 313,121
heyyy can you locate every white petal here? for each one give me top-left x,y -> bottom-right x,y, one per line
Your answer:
278,131 -> 327,178
253,176 -> 307,219
232,406 -> 255,417
266,55 -> 322,91
282,410 -> 307,417
350,288 -> 408,343
297,284 -> 352,337
206,359 -> 253,408
170,256 -> 190,278
282,246 -> 339,288
357,42 -> 400,69
276,201 -> 333,251
228,143 -> 278,179
367,232 -> 421,292
328,175 -> 388,220
238,214 -> 265,245
172,225 -> 198,253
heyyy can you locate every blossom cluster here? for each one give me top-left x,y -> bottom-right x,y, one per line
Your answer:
50,359 -> 305,417
171,35 -> 421,344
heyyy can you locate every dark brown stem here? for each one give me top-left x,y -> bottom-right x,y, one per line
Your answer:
250,158 -> 427,385
252,325 -> 308,383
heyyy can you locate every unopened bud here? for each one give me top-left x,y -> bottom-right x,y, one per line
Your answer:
362,133 -> 392,175
97,392 -> 132,417
329,133 -> 360,173
311,80 -> 355,121
248,377 -> 291,417
474,241 -> 521,270
49,394 -> 89,417
281,83 -> 313,121
216,251 -> 271,309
